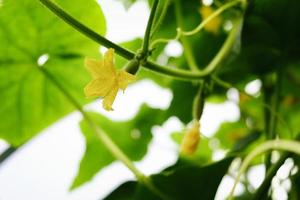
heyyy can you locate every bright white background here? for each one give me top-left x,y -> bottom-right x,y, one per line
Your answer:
0,0 -> 287,200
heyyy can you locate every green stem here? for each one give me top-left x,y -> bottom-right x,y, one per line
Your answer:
268,68 -> 282,140
265,68 -> 282,170
39,0 -> 135,60
143,17 -> 243,79
193,81 -> 206,120
212,75 -> 293,136
150,0 -> 243,48
181,0 -> 242,36
174,0 -> 199,71
0,146 -> 17,165
228,140 -> 300,199
141,0 -> 160,55
150,0 -> 170,38
252,152 -> 291,200
40,0 -> 244,81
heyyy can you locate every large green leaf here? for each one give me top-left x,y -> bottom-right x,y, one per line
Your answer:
104,157 -> 234,200
71,104 -> 167,189
219,0 -> 300,82
0,0 -> 106,145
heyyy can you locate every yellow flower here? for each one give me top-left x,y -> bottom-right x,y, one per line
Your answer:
180,120 -> 201,155
199,6 -> 221,34
84,48 -> 136,111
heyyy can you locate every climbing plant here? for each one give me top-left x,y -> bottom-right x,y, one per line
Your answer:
1,0 -> 300,199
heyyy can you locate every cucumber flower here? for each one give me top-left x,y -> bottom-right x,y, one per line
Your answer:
84,48 -> 136,111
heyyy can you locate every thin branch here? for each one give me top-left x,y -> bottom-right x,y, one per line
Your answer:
143,17 -> 243,79
141,0 -> 160,55
174,0 -> 198,71
39,0 -> 135,60
229,140 -> 300,199
0,146 -> 17,165
40,0 -> 245,81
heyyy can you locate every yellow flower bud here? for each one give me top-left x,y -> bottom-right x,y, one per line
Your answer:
199,6 -> 221,34
180,120 -> 201,155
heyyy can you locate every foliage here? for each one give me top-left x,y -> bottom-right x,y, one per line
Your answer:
1,0 -> 300,199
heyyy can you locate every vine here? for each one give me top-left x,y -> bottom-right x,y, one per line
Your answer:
229,139 -> 300,199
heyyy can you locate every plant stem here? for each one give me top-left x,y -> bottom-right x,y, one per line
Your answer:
228,139 -> 300,199
252,152 -> 291,200
193,81 -> 206,120
211,75 -> 294,135
0,146 -> 17,165
174,0 -> 199,71
143,17 -> 243,79
265,68 -> 283,169
40,0 -> 244,81
181,0 -> 242,36
141,0 -> 160,55
212,75 -> 294,136
268,68 -> 282,140
150,0 -> 243,48
39,0 -> 135,60
150,0 -> 170,38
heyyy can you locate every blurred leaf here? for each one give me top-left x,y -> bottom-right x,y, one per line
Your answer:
232,130 -> 261,153
117,0 -> 137,9
215,121 -> 248,150
0,0 -> 106,145
219,0 -> 300,82
71,104 -> 167,189
205,95 -> 227,104
239,94 -> 264,130
104,181 -> 138,200
165,81 -> 198,123
104,157 -> 234,200
252,0 -> 300,61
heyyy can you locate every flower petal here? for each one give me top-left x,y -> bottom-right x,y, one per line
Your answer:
117,70 -> 136,91
104,48 -> 117,77
84,58 -> 103,79
102,85 -> 119,111
84,78 -> 114,98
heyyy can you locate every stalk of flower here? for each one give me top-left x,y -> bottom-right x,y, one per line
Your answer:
84,48 -> 136,111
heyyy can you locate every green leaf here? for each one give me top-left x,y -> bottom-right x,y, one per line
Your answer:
104,181 -> 138,200
219,0 -> 300,81
71,104 -> 167,189
232,130 -> 261,153
165,81 -> 198,124
0,0 -> 106,146
252,0 -> 300,61
215,121 -> 248,150
104,157 -> 234,200
116,0 -> 139,9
